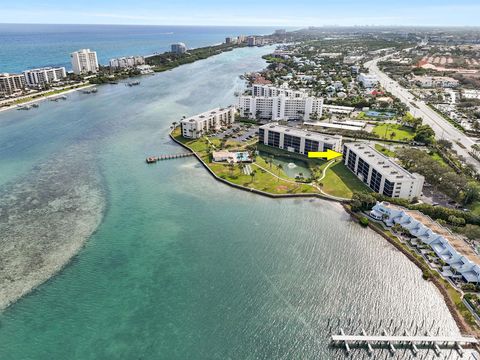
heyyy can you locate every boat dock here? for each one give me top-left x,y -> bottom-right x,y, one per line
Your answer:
146,153 -> 193,163
331,328 -> 477,356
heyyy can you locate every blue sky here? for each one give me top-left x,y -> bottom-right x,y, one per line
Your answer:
3,0 -> 480,26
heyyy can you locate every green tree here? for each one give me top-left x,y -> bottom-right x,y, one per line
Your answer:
277,163 -> 283,182
460,224 -> 480,240
462,182 -> 480,205
351,191 -> 377,211
228,162 -> 235,176
437,139 -> 453,150
250,169 -> 257,184
414,124 -> 435,144
448,215 -> 466,227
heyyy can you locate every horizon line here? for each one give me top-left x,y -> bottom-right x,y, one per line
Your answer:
1,22 -> 480,29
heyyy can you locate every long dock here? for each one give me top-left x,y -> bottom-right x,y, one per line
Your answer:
146,153 -> 193,163
331,334 -> 478,344
331,329 -> 478,355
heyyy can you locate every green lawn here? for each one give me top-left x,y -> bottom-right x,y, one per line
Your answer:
254,156 -> 294,181
468,201 -> 480,216
173,129 -> 369,199
374,144 -> 396,157
429,151 -> 449,168
172,129 -> 319,195
209,162 -> 317,194
316,161 -> 370,199
372,123 -> 415,141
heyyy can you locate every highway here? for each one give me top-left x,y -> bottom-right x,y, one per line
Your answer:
364,57 -> 480,171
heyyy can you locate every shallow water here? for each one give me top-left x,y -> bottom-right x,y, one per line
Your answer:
0,46 -> 474,359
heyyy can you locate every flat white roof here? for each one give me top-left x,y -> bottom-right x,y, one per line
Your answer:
304,121 -> 362,131
182,106 -> 234,124
345,142 -> 420,180
323,104 -> 355,111
260,123 -> 341,143
332,120 -> 365,128
23,67 -> 64,71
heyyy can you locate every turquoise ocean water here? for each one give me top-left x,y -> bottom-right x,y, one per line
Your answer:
0,30 -> 474,358
0,24 -> 280,73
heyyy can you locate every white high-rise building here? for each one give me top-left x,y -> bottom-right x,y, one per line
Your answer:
171,43 -> 187,54
0,73 -> 26,97
239,95 -> 323,121
247,36 -> 256,47
23,67 -> 66,88
252,84 -> 307,98
239,85 -> 323,121
343,142 -> 424,200
180,106 -> 236,139
71,49 -> 99,75
109,56 -> 145,69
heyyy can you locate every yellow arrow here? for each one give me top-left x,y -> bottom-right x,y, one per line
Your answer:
308,149 -> 342,160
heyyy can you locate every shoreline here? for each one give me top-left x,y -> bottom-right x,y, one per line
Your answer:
169,128 -> 480,339
0,84 -> 94,114
169,130 -> 345,203
0,46 -> 269,311
343,205 -> 480,338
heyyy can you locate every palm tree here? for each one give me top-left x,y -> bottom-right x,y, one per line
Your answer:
277,163 -> 283,182
250,169 -> 257,184
239,163 -> 245,174
472,144 -> 480,157
228,162 -> 235,176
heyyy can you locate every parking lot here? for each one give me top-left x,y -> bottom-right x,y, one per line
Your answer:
213,122 -> 259,142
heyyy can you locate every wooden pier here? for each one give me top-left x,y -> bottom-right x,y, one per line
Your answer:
331,328 -> 477,355
146,153 -> 193,163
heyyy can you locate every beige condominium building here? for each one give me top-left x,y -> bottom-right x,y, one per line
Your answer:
23,67 -> 66,88
71,49 -> 99,75
239,85 -> 323,121
181,106 -> 236,139
0,73 -> 26,97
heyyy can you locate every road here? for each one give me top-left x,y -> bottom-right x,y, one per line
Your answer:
364,57 -> 480,171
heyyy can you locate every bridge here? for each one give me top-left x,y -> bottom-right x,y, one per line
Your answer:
331,328 -> 478,356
